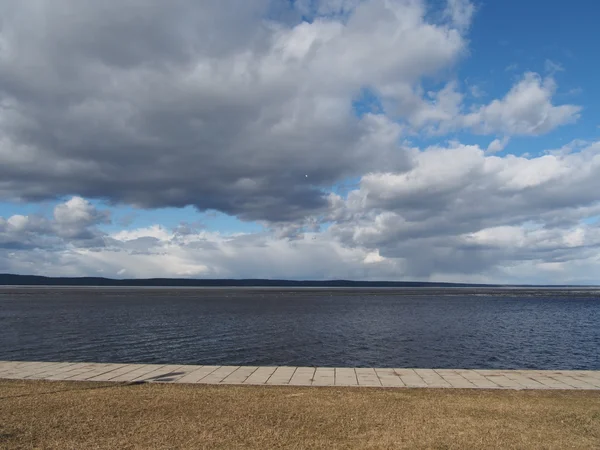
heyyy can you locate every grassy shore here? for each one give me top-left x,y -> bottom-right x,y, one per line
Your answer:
1,379 -> 599,449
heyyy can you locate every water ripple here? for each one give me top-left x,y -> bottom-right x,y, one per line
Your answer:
1,287 -> 599,369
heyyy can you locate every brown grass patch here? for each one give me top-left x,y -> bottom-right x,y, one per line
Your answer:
1,379 -> 599,449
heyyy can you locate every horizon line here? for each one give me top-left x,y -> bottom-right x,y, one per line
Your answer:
1,273 -> 599,288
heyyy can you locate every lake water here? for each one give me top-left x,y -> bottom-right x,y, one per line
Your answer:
1,287 -> 599,369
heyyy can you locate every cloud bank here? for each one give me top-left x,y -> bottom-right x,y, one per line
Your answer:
0,0 -> 596,283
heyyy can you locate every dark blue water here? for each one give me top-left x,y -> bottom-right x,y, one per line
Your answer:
1,287 -> 599,369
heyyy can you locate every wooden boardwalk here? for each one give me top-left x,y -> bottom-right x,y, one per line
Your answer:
1,361 -> 599,389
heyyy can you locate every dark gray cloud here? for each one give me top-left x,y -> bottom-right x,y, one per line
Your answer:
1,0 -> 477,221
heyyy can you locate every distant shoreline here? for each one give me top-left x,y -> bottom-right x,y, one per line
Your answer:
0,273 -> 596,288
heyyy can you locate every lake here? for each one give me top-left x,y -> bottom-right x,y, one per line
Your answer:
1,287 -> 599,369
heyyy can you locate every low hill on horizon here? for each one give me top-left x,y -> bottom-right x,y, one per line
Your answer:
0,273 -> 591,288
0,273 -> 499,287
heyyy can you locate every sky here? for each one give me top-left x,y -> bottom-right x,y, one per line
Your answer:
1,0 -> 599,284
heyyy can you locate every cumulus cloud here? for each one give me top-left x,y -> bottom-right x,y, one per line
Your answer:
53,197 -> 110,239
486,136 -> 510,154
0,0 -> 597,284
406,73 -> 580,136
462,73 -> 581,135
0,0 -> 474,222
325,140 -> 600,281
0,197 -> 108,250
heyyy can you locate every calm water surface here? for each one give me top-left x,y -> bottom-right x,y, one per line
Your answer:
1,287 -> 599,369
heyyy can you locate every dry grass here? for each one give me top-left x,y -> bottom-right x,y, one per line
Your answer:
1,379 -> 599,449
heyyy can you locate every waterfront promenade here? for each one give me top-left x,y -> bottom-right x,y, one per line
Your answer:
1,361 -> 599,389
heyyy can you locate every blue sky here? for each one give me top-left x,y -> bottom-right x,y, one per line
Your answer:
1,0 -> 600,283
459,0 -> 599,148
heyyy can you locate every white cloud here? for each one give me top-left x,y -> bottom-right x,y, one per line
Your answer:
0,197 -> 108,250
468,83 -> 485,99
6,215 -> 30,231
544,59 -> 564,74
444,0 -> 475,31
462,73 -> 581,135
324,140 -> 600,281
53,197 -> 110,238
112,225 -> 173,243
486,136 -> 510,154
398,72 -> 580,137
